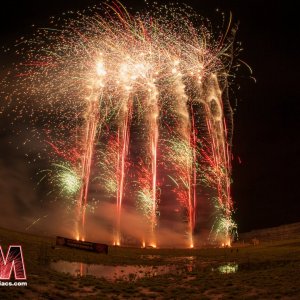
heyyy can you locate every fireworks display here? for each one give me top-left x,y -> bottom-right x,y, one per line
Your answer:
1,2 -> 239,247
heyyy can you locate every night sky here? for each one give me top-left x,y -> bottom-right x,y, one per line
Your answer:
0,0 -> 298,233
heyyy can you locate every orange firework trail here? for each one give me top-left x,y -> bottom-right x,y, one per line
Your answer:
115,98 -> 131,245
1,1 -> 241,246
77,87 -> 102,240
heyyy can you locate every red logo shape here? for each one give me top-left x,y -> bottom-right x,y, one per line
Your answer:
0,245 -> 27,280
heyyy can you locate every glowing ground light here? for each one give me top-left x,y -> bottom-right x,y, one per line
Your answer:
218,263 -> 238,274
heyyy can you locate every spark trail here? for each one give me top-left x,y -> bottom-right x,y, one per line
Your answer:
169,68 -> 196,247
115,97 -> 131,245
77,92 -> 100,240
147,86 -> 159,245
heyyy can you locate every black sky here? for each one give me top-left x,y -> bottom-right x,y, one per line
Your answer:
0,0 -> 298,233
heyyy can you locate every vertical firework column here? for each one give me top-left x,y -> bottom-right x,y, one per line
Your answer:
171,65 -> 196,248
147,81 -> 159,246
76,66 -> 105,241
114,94 -> 131,246
190,107 -> 198,242
135,84 -> 159,247
201,73 -> 234,245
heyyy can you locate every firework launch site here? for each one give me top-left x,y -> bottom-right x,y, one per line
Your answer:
0,227 -> 300,299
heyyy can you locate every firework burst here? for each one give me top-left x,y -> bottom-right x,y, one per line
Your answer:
1,1 -> 241,247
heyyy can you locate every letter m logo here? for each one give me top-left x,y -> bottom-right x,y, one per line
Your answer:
0,246 -> 26,280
